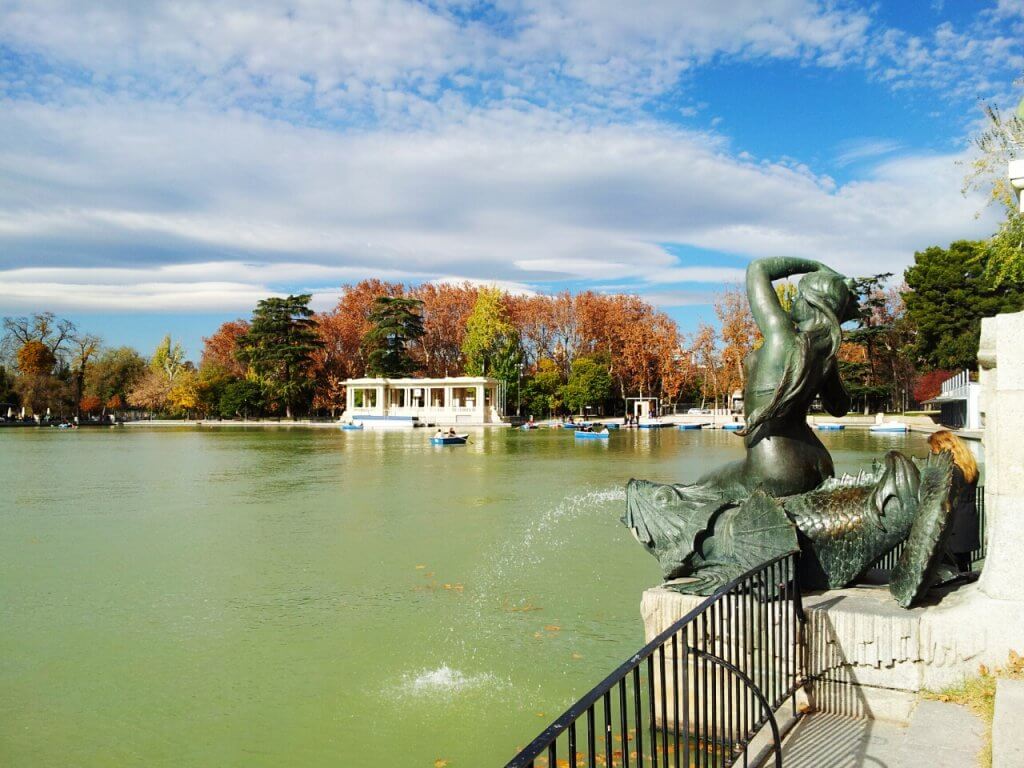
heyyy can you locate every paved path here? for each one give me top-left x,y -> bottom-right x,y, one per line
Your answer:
778,700 -> 984,768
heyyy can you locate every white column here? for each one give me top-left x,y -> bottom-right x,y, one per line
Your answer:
476,385 -> 485,423
978,311 -> 1024,600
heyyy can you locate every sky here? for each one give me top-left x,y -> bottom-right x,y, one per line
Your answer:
1,0 -> 1023,358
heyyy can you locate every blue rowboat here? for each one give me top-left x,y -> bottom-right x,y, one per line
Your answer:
722,423 -> 744,431
575,430 -> 609,439
431,434 -> 469,445
678,423 -> 704,430
340,423 -> 363,430
637,421 -> 668,429
604,423 -> 619,430
816,423 -> 845,431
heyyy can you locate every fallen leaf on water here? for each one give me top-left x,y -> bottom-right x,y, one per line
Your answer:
535,711 -> 545,717
415,565 -> 426,569
434,760 -> 448,768
502,598 -> 542,613
571,652 -> 583,660
425,572 -> 435,578
533,631 -> 544,639
556,760 -> 570,768
979,663 -> 990,676
544,625 -> 561,632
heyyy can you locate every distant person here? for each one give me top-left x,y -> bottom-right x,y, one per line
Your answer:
447,427 -> 456,437
435,428 -> 444,438
928,430 -> 980,573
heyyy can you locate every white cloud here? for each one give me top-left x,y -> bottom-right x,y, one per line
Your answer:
835,138 -> 904,167
0,0 -> 877,120
0,97 -> 999,312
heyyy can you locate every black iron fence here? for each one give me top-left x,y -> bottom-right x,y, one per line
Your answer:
505,551 -> 805,768
871,485 -> 986,572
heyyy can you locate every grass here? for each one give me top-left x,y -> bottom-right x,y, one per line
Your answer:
923,650 -> 1024,767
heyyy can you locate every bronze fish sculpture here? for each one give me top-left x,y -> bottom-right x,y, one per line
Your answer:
624,450 -> 954,607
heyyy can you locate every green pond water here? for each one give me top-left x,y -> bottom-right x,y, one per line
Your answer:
0,425 -> 951,767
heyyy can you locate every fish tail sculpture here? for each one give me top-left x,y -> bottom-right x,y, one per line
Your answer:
624,450 -> 956,607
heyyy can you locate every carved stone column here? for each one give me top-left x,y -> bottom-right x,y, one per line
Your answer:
977,311 -> 1024,601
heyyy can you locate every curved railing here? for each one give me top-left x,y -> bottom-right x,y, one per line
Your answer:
504,551 -> 806,768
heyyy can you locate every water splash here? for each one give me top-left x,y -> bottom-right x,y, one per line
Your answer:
393,665 -> 506,699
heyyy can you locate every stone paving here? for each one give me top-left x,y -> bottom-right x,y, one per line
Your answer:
777,700 -> 984,768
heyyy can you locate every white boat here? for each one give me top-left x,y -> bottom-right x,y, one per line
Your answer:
869,422 -> 909,433
637,419 -> 670,429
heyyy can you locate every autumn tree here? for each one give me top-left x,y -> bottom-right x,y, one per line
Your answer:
690,322 -> 724,410
14,340 -> 65,415
319,280 -> 405,379
70,333 -> 101,417
168,369 -> 201,417
237,295 -> 322,418
201,320 -> 250,377
85,347 -> 146,412
714,287 -> 757,394
127,371 -> 173,415
1,312 -> 76,364
79,394 -> 102,415
412,282 -> 478,376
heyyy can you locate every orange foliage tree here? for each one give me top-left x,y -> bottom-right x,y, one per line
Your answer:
411,282 -> 479,376
714,287 -> 758,396
201,320 -> 250,377
79,394 -> 102,414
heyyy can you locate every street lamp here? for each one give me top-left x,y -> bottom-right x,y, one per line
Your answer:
517,362 -> 524,417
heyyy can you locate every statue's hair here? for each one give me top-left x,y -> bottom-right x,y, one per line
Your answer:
740,270 -> 854,439
928,429 -> 978,483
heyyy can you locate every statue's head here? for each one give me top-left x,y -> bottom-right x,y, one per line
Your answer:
792,270 -> 860,325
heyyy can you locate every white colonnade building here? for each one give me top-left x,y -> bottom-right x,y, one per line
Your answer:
343,377 -> 508,427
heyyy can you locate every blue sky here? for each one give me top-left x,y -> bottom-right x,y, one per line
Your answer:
1,0 -> 1022,358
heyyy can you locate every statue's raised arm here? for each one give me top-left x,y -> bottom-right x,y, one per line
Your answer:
745,257 -> 831,339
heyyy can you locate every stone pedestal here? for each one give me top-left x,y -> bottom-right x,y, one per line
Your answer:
644,579 -> 1024,725
977,311 -> 1024,602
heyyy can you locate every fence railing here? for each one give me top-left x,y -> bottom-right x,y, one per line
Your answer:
870,485 -> 986,572
505,551 -> 805,768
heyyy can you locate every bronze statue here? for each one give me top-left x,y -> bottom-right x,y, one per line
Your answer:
623,258 -> 957,608
699,258 -> 860,498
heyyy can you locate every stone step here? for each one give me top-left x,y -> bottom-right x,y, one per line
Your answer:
993,678 -> 1024,768
772,699 -> 983,767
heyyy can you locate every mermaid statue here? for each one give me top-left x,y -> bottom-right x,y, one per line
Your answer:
624,258 -> 957,608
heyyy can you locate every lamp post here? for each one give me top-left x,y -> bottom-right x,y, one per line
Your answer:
517,362 -> 524,417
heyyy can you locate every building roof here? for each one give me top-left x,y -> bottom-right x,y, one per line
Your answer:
344,376 -> 500,386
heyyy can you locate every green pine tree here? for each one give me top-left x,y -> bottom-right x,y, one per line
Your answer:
236,294 -> 322,418
363,297 -> 425,377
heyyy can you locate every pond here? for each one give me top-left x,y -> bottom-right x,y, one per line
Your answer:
0,425 -> 963,766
